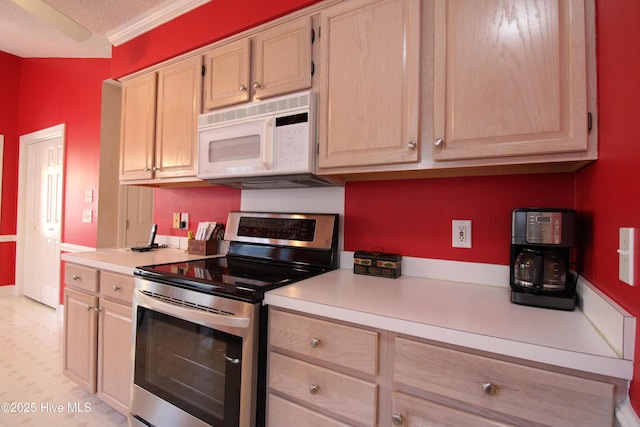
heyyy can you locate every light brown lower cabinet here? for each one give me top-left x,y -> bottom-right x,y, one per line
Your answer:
267,307 -> 620,427
63,264 -> 133,416
97,298 -> 133,414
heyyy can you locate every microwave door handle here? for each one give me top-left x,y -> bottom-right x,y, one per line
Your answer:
134,289 -> 251,329
262,118 -> 274,170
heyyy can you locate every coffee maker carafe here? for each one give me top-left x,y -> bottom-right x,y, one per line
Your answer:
510,208 -> 577,310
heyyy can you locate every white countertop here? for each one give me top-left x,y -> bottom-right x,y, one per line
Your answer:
264,268 -> 633,380
61,247 -> 217,276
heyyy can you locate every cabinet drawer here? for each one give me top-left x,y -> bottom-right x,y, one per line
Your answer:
100,271 -> 134,305
65,264 -> 99,293
392,392 -> 515,427
268,394 -> 351,427
269,352 -> 377,426
269,309 -> 378,375
393,337 -> 614,427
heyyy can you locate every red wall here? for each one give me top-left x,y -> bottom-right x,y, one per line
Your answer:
344,174 -> 575,264
18,59 -> 111,248
576,0 -> 640,407
0,52 -> 20,286
154,186 -> 240,236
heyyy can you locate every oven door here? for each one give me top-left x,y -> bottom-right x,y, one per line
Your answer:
130,279 -> 260,427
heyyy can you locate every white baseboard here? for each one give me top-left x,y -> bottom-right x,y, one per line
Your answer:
617,400 -> 640,427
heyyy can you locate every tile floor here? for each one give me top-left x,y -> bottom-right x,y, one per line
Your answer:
0,296 -> 128,427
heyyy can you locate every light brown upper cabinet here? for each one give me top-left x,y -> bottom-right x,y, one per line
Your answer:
203,17 -> 313,110
432,0 -> 588,161
317,0 -> 421,169
120,55 -> 203,184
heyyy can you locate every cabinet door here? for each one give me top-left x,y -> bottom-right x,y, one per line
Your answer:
203,39 -> 251,110
253,17 -> 313,100
120,73 -> 156,181
392,392 -> 514,427
63,287 -> 99,393
432,0 -> 588,161
97,298 -> 133,415
155,55 -> 203,178
318,0 -> 421,169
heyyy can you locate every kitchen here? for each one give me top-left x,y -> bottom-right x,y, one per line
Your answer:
0,0 -> 639,426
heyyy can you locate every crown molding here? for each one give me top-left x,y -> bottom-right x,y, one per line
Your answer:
105,0 -> 210,46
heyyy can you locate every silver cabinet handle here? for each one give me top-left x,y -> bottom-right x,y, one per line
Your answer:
144,167 -> 151,172
482,382 -> 498,396
434,138 -> 444,147
73,275 -> 79,280
112,285 -> 120,292
309,384 -> 320,395
408,140 -> 417,149
86,305 -> 92,311
391,413 -> 404,426
252,81 -> 261,89
310,337 -> 320,348
239,84 -> 247,92
94,307 -> 102,313
152,166 -> 160,171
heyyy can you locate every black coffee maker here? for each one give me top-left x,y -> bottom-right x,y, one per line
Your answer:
510,208 -> 578,310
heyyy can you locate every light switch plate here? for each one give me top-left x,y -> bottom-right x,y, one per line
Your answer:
180,212 -> 189,229
619,227 -> 635,286
84,189 -> 93,203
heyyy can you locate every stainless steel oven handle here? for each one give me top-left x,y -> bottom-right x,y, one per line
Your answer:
134,289 -> 251,329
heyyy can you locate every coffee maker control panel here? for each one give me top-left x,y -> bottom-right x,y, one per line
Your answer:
512,208 -> 576,247
526,212 -> 562,244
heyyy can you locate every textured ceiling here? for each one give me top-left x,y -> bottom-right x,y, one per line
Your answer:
0,0 -> 206,58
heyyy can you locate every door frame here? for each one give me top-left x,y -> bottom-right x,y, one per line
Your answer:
15,124 -> 66,312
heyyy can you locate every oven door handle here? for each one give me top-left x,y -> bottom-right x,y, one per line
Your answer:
134,289 -> 251,329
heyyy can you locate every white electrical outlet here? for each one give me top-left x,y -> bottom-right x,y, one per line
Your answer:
618,227 -> 635,286
452,220 -> 472,248
82,210 -> 93,223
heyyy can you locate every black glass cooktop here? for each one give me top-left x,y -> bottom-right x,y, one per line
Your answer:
134,255 -> 329,302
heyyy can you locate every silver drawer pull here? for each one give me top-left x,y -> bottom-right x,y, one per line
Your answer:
391,413 -> 404,426
309,337 -> 320,348
482,382 -> 498,396
73,275 -> 79,280
434,138 -> 444,147
309,384 -> 320,395
94,307 -> 102,313
86,305 -> 92,311
408,140 -> 417,149
113,285 -> 120,291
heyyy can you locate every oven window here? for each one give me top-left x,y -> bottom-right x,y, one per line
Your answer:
134,307 -> 243,427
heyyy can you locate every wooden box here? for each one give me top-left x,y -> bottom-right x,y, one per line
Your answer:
354,251 -> 402,278
187,239 -> 219,255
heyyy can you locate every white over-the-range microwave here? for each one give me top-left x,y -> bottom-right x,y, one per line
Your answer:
197,91 -> 339,189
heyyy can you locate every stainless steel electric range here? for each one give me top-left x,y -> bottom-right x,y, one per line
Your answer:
129,211 -> 339,427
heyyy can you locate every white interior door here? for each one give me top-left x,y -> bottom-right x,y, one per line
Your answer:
21,129 -> 63,308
